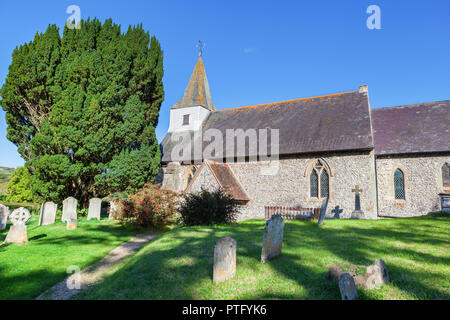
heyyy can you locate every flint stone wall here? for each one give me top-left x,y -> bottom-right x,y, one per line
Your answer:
376,154 -> 450,217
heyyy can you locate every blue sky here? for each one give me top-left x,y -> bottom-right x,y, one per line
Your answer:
0,0 -> 449,168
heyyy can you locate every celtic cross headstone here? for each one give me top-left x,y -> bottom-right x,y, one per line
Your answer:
5,207 -> 31,244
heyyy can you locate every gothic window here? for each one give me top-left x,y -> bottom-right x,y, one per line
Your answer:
183,114 -> 190,125
185,165 -> 197,188
310,160 -> 329,199
443,163 -> 450,188
394,169 -> 405,200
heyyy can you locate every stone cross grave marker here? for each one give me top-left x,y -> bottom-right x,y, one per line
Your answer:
261,214 -> 284,263
213,237 -> 237,283
62,197 -> 78,222
39,201 -> 57,226
317,196 -> 329,226
87,198 -> 102,221
5,207 -> 31,244
338,273 -> 358,300
0,204 -> 10,231
331,205 -> 343,219
351,185 -> 365,219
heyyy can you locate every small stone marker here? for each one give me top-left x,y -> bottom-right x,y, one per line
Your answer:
261,214 -> 284,263
213,237 -> 236,283
361,259 -> 389,289
331,205 -> 343,219
62,197 -> 78,222
0,204 -> 10,231
5,207 -> 31,245
338,273 -> 358,300
67,218 -> 77,230
87,198 -> 102,221
39,201 -> 57,226
317,196 -> 329,226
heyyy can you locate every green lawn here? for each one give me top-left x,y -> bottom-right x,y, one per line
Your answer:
75,215 -> 450,300
0,215 -> 139,300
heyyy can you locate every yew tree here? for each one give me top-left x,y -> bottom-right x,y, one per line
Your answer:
0,19 -> 164,206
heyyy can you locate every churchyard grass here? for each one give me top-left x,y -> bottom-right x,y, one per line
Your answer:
75,215 -> 449,300
0,215 -> 141,299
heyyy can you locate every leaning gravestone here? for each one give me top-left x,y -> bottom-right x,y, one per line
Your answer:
0,204 -> 10,231
359,259 -> 389,290
5,207 -> 31,244
62,197 -> 78,222
261,214 -> 284,263
38,201 -> 57,226
338,273 -> 358,300
87,198 -> 102,221
317,196 -> 329,227
213,237 -> 237,283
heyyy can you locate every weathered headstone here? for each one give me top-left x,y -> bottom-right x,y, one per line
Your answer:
261,214 -> 284,263
38,201 -> 57,226
0,204 -> 10,231
359,259 -> 389,289
67,218 -> 77,230
213,237 -> 237,283
338,273 -> 358,300
108,200 -> 118,220
5,207 -> 31,244
62,197 -> 78,222
351,185 -> 365,219
87,198 -> 102,221
317,196 -> 329,226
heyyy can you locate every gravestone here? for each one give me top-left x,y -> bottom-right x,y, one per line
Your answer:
67,218 -> 77,230
108,200 -> 118,220
360,259 -> 389,290
87,198 -> 102,221
0,204 -> 10,231
331,205 -> 343,219
5,207 -> 31,244
351,185 -> 365,219
338,273 -> 358,300
62,197 -> 78,222
213,237 -> 237,283
261,214 -> 284,263
317,196 -> 329,226
38,201 -> 57,226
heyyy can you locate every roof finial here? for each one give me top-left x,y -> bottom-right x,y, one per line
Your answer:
197,40 -> 205,57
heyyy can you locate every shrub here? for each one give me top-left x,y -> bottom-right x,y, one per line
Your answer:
116,184 -> 178,227
179,188 -> 240,226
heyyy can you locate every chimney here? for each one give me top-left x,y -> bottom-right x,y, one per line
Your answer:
359,85 -> 368,94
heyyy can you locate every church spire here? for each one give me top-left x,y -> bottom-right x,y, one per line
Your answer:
172,52 -> 214,111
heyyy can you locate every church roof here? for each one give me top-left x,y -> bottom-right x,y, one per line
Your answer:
161,90 -> 374,163
185,160 -> 250,201
372,100 -> 450,155
172,56 -> 214,111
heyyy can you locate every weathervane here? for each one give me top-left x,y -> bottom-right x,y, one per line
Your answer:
197,40 -> 205,57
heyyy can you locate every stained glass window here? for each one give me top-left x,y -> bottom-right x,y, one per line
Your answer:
310,170 -> 318,198
394,169 -> 405,200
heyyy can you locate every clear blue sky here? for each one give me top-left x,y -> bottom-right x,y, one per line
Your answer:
0,0 -> 449,168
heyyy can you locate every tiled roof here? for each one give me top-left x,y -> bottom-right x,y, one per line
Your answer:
161,90 -> 374,163
172,56 -> 214,111
185,160 -> 249,201
372,101 -> 450,155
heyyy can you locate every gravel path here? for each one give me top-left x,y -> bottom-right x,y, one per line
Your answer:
35,233 -> 158,300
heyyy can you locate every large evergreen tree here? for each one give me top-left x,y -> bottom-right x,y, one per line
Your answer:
0,19 -> 164,206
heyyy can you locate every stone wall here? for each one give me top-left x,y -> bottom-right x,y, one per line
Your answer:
375,153 -> 450,217
188,163 -> 220,193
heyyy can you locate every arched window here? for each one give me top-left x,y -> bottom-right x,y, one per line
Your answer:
442,163 -> 450,188
394,169 -> 405,200
310,160 -> 329,198
185,165 -> 197,188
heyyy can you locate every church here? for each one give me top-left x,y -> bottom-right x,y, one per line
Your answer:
159,54 -> 450,220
